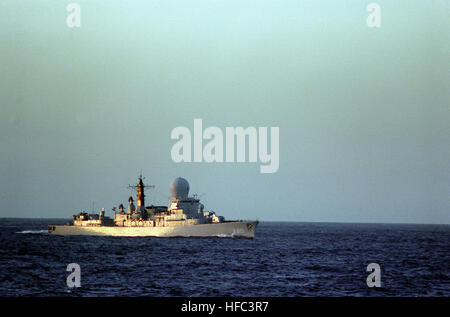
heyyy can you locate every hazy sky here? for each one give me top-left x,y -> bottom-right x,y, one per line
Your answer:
0,1 -> 448,223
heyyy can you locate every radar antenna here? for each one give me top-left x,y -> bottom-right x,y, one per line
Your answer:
192,193 -> 205,201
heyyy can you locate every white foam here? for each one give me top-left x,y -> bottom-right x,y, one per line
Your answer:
16,230 -> 48,234
216,234 -> 234,238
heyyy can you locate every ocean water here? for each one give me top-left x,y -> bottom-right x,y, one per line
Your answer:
0,218 -> 448,297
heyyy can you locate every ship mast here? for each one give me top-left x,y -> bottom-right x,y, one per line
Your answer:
128,174 -> 155,209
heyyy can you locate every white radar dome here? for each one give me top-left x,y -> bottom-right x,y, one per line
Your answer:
170,177 -> 190,199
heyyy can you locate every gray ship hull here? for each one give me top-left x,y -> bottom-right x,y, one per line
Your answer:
49,221 -> 258,238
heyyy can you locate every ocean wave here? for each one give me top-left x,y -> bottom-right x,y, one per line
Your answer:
2,220 -> 449,296
16,230 -> 48,235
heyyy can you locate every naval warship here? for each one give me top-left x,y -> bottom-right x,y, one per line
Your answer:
48,176 -> 258,238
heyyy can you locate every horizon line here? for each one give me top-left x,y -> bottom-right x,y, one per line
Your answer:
0,217 -> 448,226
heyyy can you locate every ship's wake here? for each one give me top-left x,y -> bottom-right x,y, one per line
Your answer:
216,233 -> 252,239
16,230 -> 48,235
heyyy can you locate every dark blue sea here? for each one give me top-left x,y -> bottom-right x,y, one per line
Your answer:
0,219 -> 448,297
